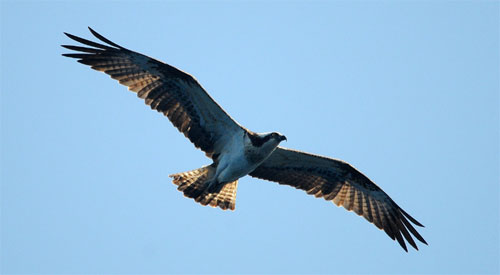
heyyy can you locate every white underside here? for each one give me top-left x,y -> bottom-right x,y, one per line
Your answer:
214,133 -> 255,183
213,131 -> 281,184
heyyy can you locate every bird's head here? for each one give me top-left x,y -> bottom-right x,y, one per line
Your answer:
270,132 -> 287,142
247,131 -> 287,148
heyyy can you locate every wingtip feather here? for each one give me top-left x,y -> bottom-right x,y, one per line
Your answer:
87,26 -> 124,49
400,207 -> 425,227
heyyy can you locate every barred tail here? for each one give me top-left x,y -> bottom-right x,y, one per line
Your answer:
169,165 -> 238,210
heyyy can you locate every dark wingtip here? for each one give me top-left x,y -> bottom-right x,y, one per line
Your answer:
63,32 -> 77,42
64,32 -> 79,41
61,53 -> 79,58
62,29 -> 115,51
400,208 -> 425,227
87,26 -> 124,49
87,27 -> 99,37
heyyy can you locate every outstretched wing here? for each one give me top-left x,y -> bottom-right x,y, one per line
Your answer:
250,147 -> 427,252
62,27 -> 243,158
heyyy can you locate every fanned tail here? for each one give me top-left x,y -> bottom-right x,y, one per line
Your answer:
170,165 -> 238,210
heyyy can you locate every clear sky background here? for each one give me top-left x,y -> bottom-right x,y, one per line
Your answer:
1,1 -> 499,274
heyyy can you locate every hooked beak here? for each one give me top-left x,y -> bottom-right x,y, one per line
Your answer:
280,135 -> 287,142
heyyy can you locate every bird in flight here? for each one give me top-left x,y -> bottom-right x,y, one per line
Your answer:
62,27 -> 427,252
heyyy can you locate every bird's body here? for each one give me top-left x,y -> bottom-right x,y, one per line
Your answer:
216,132 -> 284,184
62,28 -> 427,252
214,131 -> 252,184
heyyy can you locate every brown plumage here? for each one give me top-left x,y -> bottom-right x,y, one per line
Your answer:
171,165 -> 237,210
250,147 -> 427,252
62,28 -> 427,252
62,28 -> 242,158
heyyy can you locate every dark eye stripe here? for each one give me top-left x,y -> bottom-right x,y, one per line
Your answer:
247,132 -> 272,147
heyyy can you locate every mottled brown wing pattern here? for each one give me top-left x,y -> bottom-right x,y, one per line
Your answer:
62,27 -> 242,157
250,147 -> 427,252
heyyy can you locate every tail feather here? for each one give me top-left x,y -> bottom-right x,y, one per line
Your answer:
170,165 -> 238,211
197,181 -> 238,210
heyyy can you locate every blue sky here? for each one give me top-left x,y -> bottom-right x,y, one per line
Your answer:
1,1 -> 498,274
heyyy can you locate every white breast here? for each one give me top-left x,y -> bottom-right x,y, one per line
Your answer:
214,132 -> 280,184
215,133 -> 257,183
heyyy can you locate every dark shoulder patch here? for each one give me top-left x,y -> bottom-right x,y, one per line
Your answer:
247,132 -> 271,147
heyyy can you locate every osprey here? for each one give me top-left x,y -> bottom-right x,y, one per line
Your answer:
62,28 -> 427,252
